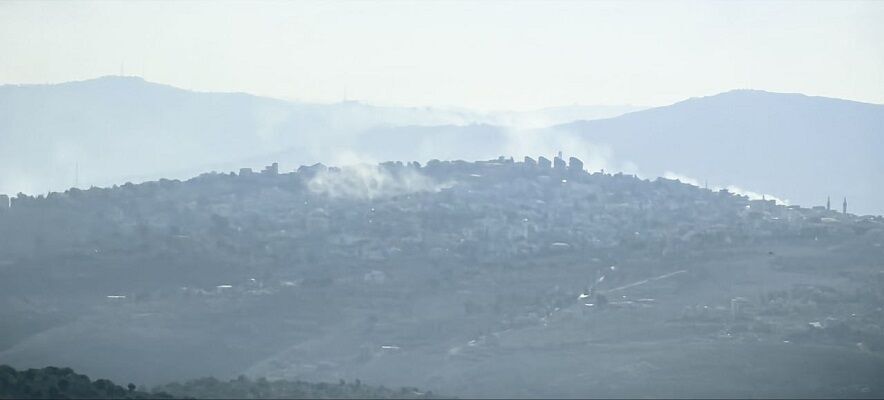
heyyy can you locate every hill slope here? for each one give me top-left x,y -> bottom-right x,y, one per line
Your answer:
558,90 -> 884,215
1,158 -> 883,397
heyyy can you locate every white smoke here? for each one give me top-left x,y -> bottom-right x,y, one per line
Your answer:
663,171 -> 789,205
307,164 -> 453,200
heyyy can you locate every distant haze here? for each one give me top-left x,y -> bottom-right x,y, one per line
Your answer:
1,1 -> 883,110
0,76 -> 641,195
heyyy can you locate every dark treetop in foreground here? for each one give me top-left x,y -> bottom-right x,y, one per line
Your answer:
0,365 -> 440,399
0,365 -> 173,399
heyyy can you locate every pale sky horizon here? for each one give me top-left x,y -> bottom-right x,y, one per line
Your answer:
2,0 -> 883,111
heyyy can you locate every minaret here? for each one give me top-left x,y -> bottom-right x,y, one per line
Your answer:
826,196 -> 830,211
842,197 -> 848,214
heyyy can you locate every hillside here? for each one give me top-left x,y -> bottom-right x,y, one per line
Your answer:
558,90 -> 884,215
1,157 -> 883,398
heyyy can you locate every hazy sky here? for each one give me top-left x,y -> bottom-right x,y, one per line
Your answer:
1,0 -> 882,110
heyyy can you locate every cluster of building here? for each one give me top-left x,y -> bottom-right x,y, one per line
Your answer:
1,154 -> 881,268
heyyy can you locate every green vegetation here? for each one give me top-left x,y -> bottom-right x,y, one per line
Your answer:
0,365 -> 441,399
0,365 -> 172,399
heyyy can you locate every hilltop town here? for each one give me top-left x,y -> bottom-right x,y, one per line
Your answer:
1,156 -> 883,397
2,154 -> 877,266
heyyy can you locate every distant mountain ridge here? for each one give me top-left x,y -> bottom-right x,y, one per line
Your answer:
557,90 -> 884,215
1,77 -> 881,214
0,76 -> 640,197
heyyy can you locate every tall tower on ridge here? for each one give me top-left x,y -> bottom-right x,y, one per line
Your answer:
842,197 -> 848,214
826,196 -> 830,211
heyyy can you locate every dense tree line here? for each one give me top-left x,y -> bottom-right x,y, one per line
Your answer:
0,365 -> 441,399
152,375 -> 439,399
0,365 -> 173,399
